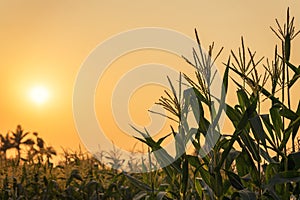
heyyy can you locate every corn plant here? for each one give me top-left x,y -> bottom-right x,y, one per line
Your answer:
128,8 -> 300,200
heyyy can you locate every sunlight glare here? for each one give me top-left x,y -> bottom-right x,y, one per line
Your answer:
29,86 -> 49,105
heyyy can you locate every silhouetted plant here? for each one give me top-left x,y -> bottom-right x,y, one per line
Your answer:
127,7 -> 300,200
0,133 -> 13,160
10,125 -> 35,165
32,132 -> 57,164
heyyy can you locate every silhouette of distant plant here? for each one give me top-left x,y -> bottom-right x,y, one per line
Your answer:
0,133 -> 13,159
33,132 -> 56,163
10,125 -> 35,165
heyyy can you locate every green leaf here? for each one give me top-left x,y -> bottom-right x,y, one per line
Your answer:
286,62 -> 300,87
155,148 -> 180,173
239,132 -> 260,162
157,133 -> 172,146
292,101 -> 300,143
289,74 -> 300,87
249,114 -> 268,148
186,88 -> 201,125
237,89 -> 250,112
192,139 -> 200,151
195,177 -> 214,200
133,191 -> 147,200
185,128 -> 197,146
215,137 -> 230,152
265,163 -> 280,183
156,191 -> 167,200
279,106 -> 298,120
132,126 -> 159,150
286,61 -> 300,75
195,178 -> 203,197
267,171 -> 300,188
124,173 -> 152,191
259,147 -> 275,163
261,114 -> 276,147
197,167 -> 211,188
192,87 -> 209,106
279,115 -> 300,151
225,149 -> 240,170
218,97 -> 258,170
214,171 -> 223,197
288,152 -> 300,170
284,115 -> 300,134
225,170 -> 244,190
211,62 -> 229,130
270,107 -> 283,140
236,149 -> 260,184
225,104 -> 242,127
190,87 -> 210,136
181,158 -> 189,196
223,58 -> 230,94
186,155 -> 201,168
233,189 -> 256,200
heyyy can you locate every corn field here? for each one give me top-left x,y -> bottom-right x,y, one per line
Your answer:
1,8 -> 300,200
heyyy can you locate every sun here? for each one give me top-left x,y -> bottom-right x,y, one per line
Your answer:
29,86 -> 49,105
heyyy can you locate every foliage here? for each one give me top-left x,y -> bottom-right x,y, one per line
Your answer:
0,8 -> 300,200
128,8 -> 300,200
0,132 -> 141,199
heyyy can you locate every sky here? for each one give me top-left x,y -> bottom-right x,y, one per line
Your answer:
0,1 -> 299,156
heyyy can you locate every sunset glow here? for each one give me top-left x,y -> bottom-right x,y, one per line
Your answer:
29,86 -> 49,105
0,1 -> 299,154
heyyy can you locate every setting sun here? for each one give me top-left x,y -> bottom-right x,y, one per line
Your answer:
29,86 -> 49,105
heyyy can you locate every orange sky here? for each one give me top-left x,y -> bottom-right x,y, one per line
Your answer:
0,1 -> 299,155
